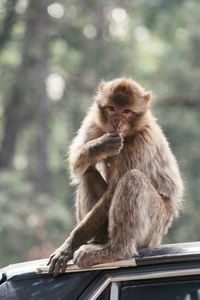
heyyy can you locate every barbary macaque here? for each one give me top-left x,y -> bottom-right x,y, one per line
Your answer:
48,77 -> 184,275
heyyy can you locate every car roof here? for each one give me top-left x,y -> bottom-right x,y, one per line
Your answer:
137,241 -> 200,265
1,241 -> 200,281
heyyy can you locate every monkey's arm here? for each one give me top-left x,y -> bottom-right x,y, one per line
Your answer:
150,139 -> 184,217
48,188 -> 112,274
156,168 -> 183,217
69,131 -> 123,183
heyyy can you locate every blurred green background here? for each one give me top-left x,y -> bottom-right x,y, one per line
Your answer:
0,0 -> 200,267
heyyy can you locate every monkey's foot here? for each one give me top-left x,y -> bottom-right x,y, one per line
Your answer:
47,241 -> 73,275
73,244 -> 121,269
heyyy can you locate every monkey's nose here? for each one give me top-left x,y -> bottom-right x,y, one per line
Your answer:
112,121 -> 121,132
113,125 -> 121,133
116,128 -> 122,133
112,122 -> 118,128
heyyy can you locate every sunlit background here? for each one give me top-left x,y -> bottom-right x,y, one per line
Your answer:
0,0 -> 200,267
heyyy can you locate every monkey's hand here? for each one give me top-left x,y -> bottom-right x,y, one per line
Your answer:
91,133 -> 123,159
47,239 -> 74,275
73,244 -> 106,268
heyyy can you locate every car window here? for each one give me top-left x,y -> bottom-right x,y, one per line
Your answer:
120,279 -> 200,300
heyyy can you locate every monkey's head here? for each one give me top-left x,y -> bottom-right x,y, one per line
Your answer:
95,77 -> 152,137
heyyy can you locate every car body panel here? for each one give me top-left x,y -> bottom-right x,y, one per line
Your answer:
1,242 -> 200,299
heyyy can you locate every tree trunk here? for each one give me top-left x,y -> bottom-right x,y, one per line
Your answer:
0,0 -> 51,181
0,0 -> 18,53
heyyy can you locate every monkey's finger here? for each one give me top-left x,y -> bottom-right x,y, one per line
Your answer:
61,257 -> 70,273
47,253 -> 56,266
109,133 -> 121,137
109,133 -> 124,140
61,263 -> 67,273
107,144 -> 123,151
54,255 -> 68,275
109,133 -> 123,139
109,138 -> 124,146
109,138 -> 123,144
107,139 -> 123,144
48,256 -> 59,274
107,140 -> 122,145
53,261 -> 63,276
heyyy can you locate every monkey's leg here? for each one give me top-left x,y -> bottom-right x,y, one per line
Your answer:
108,169 -> 173,251
73,169 -> 173,268
76,167 -> 107,222
48,168 -> 109,274
76,167 -> 109,244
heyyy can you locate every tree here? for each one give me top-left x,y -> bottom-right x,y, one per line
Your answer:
0,0 -> 51,187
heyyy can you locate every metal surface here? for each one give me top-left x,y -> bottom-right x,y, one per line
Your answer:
88,266 -> 200,300
88,277 -> 111,300
0,270 -> 3,284
0,269 -> 100,300
110,282 -> 120,300
1,242 -> 200,300
1,259 -> 47,280
2,242 -> 200,279
137,241 -> 200,263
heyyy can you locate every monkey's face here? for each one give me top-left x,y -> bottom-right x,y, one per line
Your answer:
96,77 -> 152,136
102,104 -> 135,136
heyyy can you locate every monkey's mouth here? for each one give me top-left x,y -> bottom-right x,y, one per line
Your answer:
109,129 -> 127,137
112,129 -> 122,134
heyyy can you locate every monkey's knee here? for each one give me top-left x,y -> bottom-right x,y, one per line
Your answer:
109,169 -> 149,216
122,169 -> 148,186
114,169 -> 148,201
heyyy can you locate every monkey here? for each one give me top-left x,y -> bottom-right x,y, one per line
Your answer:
48,77 -> 184,275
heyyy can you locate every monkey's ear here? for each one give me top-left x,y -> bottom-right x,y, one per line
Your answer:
144,91 -> 152,105
98,81 -> 106,92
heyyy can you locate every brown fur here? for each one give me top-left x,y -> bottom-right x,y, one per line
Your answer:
48,78 -> 184,274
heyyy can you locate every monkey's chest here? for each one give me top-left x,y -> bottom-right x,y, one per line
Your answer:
101,153 -> 137,185
103,157 -> 119,183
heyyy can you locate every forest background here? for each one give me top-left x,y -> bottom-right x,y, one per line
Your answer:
0,0 -> 200,267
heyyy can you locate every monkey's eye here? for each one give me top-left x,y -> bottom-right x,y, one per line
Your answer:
123,109 -> 132,114
104,106 -> 116,115
107,106 -> 115,112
